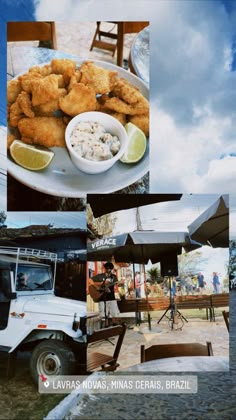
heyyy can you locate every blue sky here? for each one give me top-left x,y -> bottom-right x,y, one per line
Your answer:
6,211 -> 86,229
1,0 -> 236,194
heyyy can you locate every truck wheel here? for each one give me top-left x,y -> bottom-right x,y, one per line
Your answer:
30,339 -> 76,384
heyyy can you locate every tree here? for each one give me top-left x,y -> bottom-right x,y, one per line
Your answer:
178,250 -> 207,277
0,211 -> 6,228
147,266 -> 161,284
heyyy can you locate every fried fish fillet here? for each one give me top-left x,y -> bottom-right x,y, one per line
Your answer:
100,96 -> 149,115
112,78 -> 144,105
18,72 -> 42,93
59,83 -> 97,116
31,74 -> 64,106
9,101 -> 24,127
7,79 -> 22,103
17,91 -> 35,118
129,114 -> 149,137
29,64 -> 52,76
33,89 -> 67,116
7,133 -> 18,149
18,117 -> 66,147
79,61 -> 118,94
51,58 -> 76,75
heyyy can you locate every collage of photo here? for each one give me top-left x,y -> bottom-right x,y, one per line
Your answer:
0,8 -> 235,420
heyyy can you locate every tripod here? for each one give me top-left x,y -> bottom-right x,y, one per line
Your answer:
157,276 -> 188,330
100,280 -> 115,345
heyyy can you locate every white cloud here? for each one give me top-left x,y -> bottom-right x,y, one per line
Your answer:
34,0 -> 153,21
150,1 -> 236,192
151,107 -> 236,192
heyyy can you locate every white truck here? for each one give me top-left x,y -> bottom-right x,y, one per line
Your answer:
0,246 -> 87,384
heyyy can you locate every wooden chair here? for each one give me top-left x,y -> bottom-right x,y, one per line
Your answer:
222,310 -> 229,332
90,22 -> 149,67
7,22 -> 57,49
140,342 -> 213,363
87,323 -> 127,372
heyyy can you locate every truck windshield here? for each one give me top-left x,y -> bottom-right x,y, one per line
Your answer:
16,264 -> 53,291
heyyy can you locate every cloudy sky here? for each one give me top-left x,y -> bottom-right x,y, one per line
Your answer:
112,192 -> 234,236
150,0 -> 236,193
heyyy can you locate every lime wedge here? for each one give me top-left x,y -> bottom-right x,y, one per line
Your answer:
120,122 -> 146,163
10,140 -> 54,171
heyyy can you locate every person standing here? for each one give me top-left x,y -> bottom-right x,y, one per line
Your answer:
171,277 -> 177,297
212,272 -> 220,294
135,271 -> 141,298
89,262 -> 120,326
185,275 -> 193,295
197,272 -> 205,294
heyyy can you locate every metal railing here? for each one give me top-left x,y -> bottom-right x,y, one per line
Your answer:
0,246 -> 58,286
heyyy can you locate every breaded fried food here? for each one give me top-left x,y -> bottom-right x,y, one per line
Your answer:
100,110 -> 127,126
29,64 -> 52,76
51,58 -> 76,75
18,117 -> 66,147
19,72 -> 43,93
17,91 -> 35,118
7,79 -> 22,103
79,61 -> 117,94
112,78 -> 145,105
9,101 -> 24,127
129,114 -> 149,137
59,83 -> 97,116
100,96 -> 149,115
33,89 -> 67,116
7,133 -> 18,149
31,74 -> 64,106
67,70 -> 81,91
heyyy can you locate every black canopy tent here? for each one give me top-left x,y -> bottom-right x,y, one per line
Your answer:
87,194 -> 182,218
88,230 -> 201,329
87,230 -> 201,264
188,195 -> 229,248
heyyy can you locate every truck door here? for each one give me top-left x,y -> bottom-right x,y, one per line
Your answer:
0,269 -> 11,330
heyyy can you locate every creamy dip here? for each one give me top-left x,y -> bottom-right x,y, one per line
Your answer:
70,121 -> 121,161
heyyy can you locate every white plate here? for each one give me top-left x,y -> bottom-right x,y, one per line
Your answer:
8,60 -> 149,197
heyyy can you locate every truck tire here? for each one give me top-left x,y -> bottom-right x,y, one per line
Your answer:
30,339 -> 76,385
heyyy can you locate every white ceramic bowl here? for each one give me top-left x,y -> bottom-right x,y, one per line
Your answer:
65,112 -> 128,174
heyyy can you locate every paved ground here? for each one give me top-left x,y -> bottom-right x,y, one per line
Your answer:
8,22 -> 136,68
88,313 -> 229,370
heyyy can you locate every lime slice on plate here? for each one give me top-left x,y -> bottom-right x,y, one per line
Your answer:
10,140 -> 54,171
120,122 -> 147,163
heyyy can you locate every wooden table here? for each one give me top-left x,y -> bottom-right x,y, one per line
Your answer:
125,356 -> 229,372
7,46 -> 149,210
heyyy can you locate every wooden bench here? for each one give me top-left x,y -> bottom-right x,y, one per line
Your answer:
176,295 -> 213,320
118,298 -> 169,330
87,323 -> 127,372
210,294 -> 229,321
